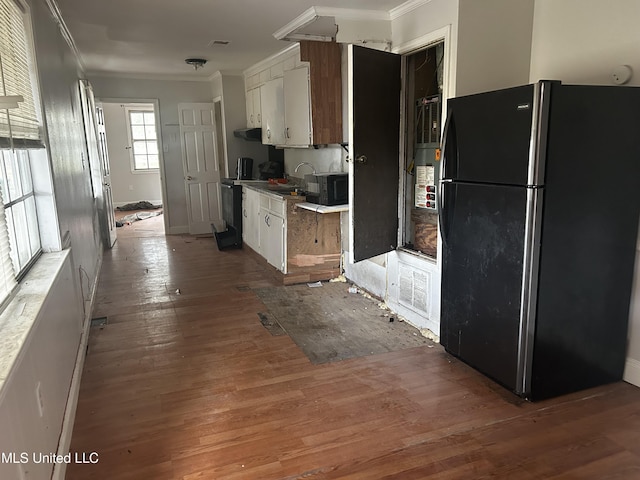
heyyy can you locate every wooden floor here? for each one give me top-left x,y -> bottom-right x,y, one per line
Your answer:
66,220 -> 640,479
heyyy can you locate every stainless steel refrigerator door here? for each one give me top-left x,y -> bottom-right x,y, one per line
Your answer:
440,181 -> 532,392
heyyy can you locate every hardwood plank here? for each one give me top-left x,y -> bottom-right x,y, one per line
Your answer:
66,221 -> 640,479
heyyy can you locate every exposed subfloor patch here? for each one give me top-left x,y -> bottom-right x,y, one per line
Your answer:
253,282 -> 433,364
257,312 -> 287,336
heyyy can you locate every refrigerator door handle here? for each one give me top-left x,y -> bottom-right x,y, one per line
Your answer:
440,110 -> 457,180
438,180 -> 454,247
438,110 -> 457,247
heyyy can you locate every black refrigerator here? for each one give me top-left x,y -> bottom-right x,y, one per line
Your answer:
439,80 -> 640,400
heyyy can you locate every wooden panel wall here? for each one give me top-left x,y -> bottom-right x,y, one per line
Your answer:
300,41 -> 343,145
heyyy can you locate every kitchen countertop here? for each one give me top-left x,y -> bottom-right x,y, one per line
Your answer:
241,182 -> 304,199
296,202 -> 349,213
241,183 -> 349,212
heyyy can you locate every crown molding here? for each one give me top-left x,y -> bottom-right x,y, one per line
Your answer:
273,6 -> 320,40
85,70 -> 215,83
44,0 -> 85,72
314,6 -> 390,21
243,43 -> 300,78
390,0 -> 434,21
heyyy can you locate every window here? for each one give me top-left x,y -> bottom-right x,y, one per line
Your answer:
125,106 -> 159,172
0,149 -> 40,275
0,0 -> 43,304
401,42 -> 445,259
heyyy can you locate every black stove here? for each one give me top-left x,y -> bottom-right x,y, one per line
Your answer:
214,179 -> 242,250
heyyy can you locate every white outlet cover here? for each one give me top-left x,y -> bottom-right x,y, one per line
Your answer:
612,65 -> 633,85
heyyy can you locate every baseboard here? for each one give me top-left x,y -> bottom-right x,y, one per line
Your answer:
52,254 -> 102,480
623,357 -> 640,388
167,225 -> 189,235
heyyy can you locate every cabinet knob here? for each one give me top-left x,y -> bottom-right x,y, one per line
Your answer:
356,155 -> 368,164
286,127 -> 290,139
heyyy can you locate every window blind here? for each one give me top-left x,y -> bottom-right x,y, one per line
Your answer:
0,182 -> 17,307
0,0 -> 42,148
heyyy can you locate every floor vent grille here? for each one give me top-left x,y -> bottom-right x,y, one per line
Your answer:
91,316 -> 108,327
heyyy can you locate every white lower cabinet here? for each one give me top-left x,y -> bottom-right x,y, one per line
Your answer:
243,187 -> 287,272
259,207 -> 285,271
242,187 -> 260,252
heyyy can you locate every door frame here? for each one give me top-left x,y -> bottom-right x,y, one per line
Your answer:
98,97 -> 168,233
393,25 -> 454,266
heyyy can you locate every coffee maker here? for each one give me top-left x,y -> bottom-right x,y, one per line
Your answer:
236,157 -> 253,180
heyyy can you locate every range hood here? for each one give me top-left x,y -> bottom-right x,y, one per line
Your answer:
233,128 -> 262,142
273,6 -> 392,49
273,8 -> 338,42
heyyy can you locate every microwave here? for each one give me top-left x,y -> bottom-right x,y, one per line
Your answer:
304,173 -> 348,206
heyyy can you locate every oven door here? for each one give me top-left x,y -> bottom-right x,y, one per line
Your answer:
221,182 -> 236,228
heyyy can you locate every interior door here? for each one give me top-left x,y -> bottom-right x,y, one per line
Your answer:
348,45 -> 401,263
78,80 -> 117,248
95,103 -> 117,247
178,103 -> 223,235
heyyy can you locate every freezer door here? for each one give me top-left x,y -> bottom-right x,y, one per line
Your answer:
442,84 -> 535,186
440,181 -> 528,392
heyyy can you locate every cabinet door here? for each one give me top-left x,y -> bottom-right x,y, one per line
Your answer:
259,207 -> 285,271
261,78 -> 285,145
243,188 -> 260,251
284,66 -> 312,146
252,88 -> 262,127
245,87 -> 262,127
245,89 -> 253,128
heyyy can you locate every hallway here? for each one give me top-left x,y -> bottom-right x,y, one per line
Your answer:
66,224 -> 640,479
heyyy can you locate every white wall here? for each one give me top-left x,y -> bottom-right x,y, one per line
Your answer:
101,103 -> 162,206
530,0 -> 640,387
530,0 -> 640,85
0,0 -> 100,474
211,73 -> 269,180
284,146 -> 347,182
0,252 -> 81,480
456,0 -> 534,95
89,77 -> 215,233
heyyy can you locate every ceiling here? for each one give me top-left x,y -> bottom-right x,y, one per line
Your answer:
53,0 -> 408,80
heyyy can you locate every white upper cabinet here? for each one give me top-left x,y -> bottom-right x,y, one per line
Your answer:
244,42 -> 342,145
284,66 -> 312,146
245,87 -> 261,128
261,77 -> 285,145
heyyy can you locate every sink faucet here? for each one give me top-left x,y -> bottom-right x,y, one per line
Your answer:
294,162 -> 316,175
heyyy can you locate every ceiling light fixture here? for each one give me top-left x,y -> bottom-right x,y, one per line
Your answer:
185,58 -> 207,70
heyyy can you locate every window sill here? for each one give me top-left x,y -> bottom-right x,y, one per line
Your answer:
0,250 -> 71,397
130,168 -> 160,175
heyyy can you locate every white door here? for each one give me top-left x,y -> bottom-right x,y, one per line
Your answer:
79,80 -> 117,248
179,103 -> 223,235
95,103 -> 117,247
